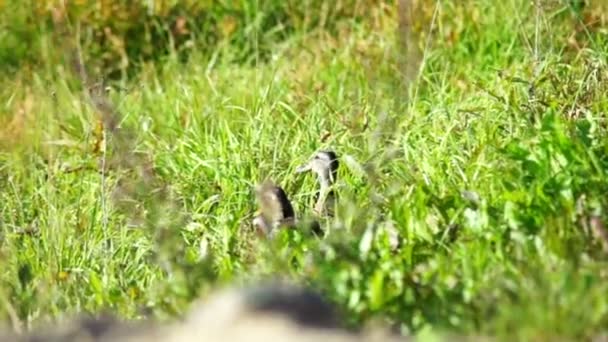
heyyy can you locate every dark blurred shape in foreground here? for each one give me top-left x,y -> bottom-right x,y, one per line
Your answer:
0,282 -> 404,342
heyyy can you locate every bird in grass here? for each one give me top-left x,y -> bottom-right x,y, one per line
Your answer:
252,149 -> 339,238
252,178 -> 325,238
295,149 -> 339,218
252,181 -> 296,238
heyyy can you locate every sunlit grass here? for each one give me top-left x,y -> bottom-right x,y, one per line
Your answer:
1,0 -> 608,340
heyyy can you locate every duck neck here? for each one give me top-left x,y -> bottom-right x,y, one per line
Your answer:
315,176 -> 336,216
315,172 -> 336,209
317,172 -> 334,194
319,177 -> 331,192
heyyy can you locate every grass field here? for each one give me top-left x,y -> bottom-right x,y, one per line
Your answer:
1,0 -> 608,340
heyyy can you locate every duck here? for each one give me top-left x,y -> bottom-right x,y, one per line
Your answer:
252,180 -> 323,238
252,181 -> 296,238
295,149 -> 339,218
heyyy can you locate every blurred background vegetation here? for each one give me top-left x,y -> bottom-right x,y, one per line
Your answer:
1,0 -> 608,340
0,0 -> 398,78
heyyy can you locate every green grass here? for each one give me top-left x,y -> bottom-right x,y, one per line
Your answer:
1,0 -> 608,340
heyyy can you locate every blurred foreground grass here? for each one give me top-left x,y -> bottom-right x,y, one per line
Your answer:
1,0 -> 608,340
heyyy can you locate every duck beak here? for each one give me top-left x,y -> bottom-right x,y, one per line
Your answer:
295,162 -> 311,173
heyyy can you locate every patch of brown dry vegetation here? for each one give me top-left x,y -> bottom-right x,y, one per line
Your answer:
0,86 -> 35,151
